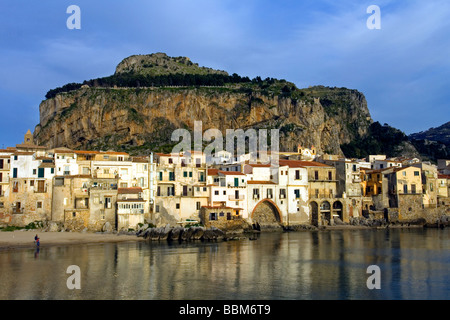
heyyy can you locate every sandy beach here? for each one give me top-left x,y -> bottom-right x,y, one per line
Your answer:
0,230 -> 144,251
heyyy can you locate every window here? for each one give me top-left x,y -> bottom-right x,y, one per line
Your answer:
104,197 -> 112,209
51,168 -> 54,174
117,156 -> 124,161
209,212 -> 217,221
196,202 -> 201,210
169,172 -> 175,181
168,158 -> 173,164
36,201 -> 43,209
295,170 -> 301,180
430,183 -> 434,192
176,203 -> 180,209
294,189 -> 300,199
314,171 -> 319,180
267,188 -> 273,199
155,205 -> 160,213
159,172 -> 163,181
157,186 -> 161,196
403,184 -> 408,194
183,171 -> 187,177
13,181 -> 19,193
14,155 -> 18,161
13,168 -> 17,178
33,169 -> 36,175
120,168 -> 128,176
120,183 -> 128,188
411,184 -> 416,194
414,171 -> 420,176
223,190 -> 226,195
214,190 -> 219,195
189,172 -> 193,178
328,171 -> 332,181
280,188 -> 286,198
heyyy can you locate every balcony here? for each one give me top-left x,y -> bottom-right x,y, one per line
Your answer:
309,193 -> 336,199
228,194 -> 245,201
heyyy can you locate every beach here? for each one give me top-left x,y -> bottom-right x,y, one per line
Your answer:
0,230 -> 144,251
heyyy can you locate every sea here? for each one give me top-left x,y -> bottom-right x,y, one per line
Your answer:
0,228 -> 448,301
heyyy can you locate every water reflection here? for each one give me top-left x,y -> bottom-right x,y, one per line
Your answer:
0,228 -> 448,300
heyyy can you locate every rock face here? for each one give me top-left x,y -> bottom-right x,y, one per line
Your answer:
34,87 -> 372,156
33,53 -> 374,156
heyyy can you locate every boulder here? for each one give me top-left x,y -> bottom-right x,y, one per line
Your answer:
191,227 -> 205,240
169,227 -> 184,241
181,227 -> 195,241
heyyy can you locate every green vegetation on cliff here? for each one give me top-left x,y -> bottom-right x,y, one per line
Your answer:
341,122 -> 408,158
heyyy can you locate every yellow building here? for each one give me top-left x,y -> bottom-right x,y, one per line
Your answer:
386,166 -> 423,218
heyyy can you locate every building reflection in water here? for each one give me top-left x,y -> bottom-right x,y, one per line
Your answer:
0,228 -> 448,300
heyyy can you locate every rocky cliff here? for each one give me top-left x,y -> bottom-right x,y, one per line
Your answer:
34,54 -> 374,156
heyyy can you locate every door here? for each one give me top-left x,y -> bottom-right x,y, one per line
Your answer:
38,168 -> 44,178
235,190 -> 239,200
234,177 -> 239,187
183,186 -> 188,196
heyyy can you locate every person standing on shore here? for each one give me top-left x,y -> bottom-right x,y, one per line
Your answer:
34,234 -> 40,247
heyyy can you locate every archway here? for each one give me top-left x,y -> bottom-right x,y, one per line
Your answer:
320,201 -> 331,225
251,199 -> 282,226
309,201 -> 319,227
333,201 -> 343,221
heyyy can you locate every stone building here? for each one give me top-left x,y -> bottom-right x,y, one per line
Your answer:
385,166 -> 423,219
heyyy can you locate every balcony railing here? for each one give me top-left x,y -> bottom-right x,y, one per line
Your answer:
309,193 -> 336,199
228,194 -> 245,201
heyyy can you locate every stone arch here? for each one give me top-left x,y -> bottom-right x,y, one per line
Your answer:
309,201 -> 319,226
333,201 -> 343,221
251,199 -> 282,225
320,201 -> 331,225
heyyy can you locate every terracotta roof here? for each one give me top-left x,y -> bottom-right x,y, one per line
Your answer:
207,168 -> 219,176
104,151 -> 129,156
74,150 -> 100,155
118,187 -> 143,194
13,151 -> 35,156
38,163 -> 55,168
53,148 -> 74,153
438,174 -> 450,179
278,159 -> 330,168
219,170 -> 245,176
247,180 -> 276,185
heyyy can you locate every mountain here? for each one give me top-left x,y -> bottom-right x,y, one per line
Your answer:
409,121 -> 450,145
408,121 -> 450,162
33,53 -> 419,158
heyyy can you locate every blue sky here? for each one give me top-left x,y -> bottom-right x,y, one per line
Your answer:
0,0 -> 449,148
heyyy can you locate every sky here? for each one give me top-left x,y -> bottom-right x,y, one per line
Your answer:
0,0 -> 449,148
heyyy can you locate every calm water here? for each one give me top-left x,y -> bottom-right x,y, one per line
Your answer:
0,228 -> 449,300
